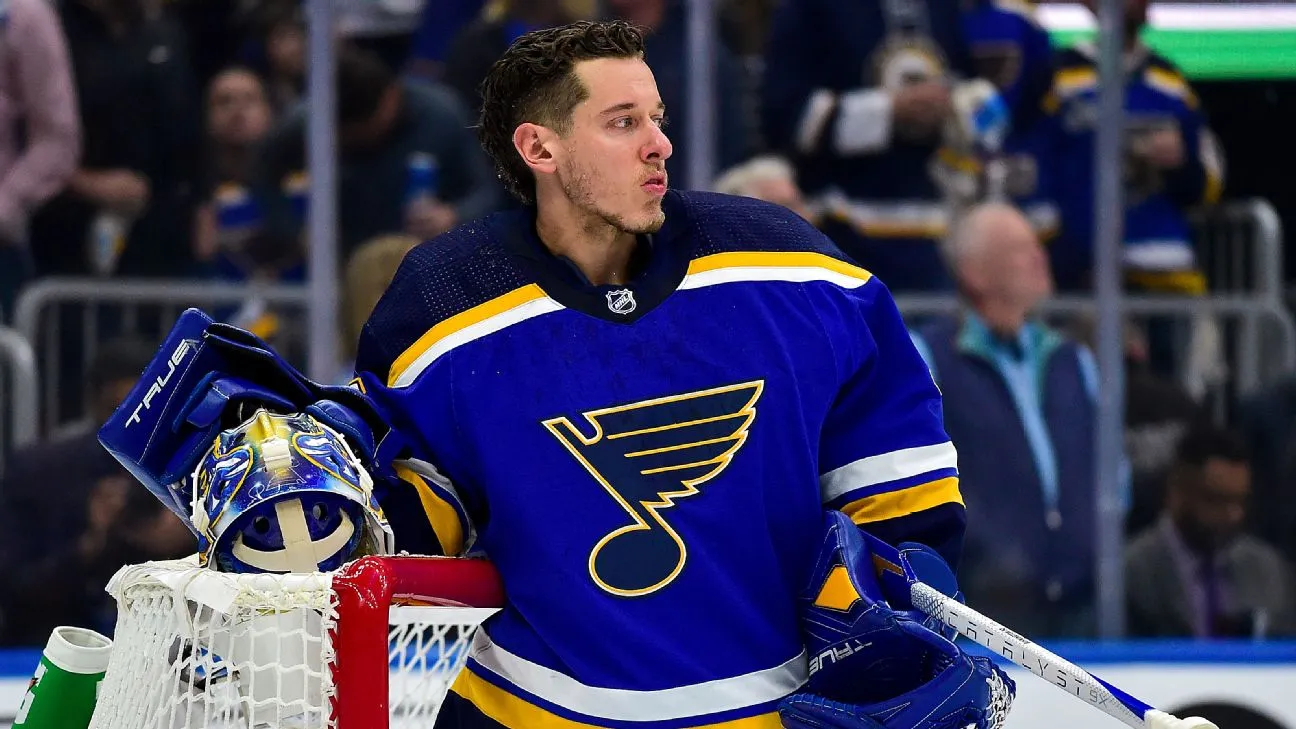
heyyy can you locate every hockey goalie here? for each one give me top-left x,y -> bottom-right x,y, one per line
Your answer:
96,18 -> 1017,729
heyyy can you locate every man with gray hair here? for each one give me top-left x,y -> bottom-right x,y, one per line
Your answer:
909,202 -> 1104,637
712,155 -> 815,224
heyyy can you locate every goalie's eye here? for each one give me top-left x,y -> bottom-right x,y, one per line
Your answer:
252,516 -> 271,534
312,502 -> 327,521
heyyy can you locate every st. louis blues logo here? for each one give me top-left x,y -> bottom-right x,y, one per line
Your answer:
605,288 -> 636,315
543,381 -> 764,597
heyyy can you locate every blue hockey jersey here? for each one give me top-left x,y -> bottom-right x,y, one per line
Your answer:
355,191 -> 966,728
1043,43 -> 1224,292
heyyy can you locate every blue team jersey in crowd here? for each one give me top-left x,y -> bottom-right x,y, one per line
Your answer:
354,191 -> 965,728
1043,43 -> 1224,292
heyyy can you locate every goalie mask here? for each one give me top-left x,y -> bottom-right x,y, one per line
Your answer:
192,409 -> 394,573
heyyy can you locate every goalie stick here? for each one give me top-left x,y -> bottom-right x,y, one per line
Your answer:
858,531 -> 1219,729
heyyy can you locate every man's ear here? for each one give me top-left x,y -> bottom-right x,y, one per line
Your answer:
513,122 -> 559,176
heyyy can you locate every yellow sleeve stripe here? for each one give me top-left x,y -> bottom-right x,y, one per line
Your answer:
1124,269 -> 1207,295
1203,169 -> 1223,206
1144,67 -> 1192,104
449,668 -> 784,729
394,464 -> 465,556
841,477 -> 964,525
388,283 -> 550,387
686,251 -> 874,283
1054,67 -> 1097,94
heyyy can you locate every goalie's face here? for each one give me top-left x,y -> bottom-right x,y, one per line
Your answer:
529,57 -> 672,235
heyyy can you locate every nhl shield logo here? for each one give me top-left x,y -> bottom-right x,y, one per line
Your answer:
606,289 -> 636,315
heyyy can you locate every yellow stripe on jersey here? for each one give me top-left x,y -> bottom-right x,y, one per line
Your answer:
841,477 -> 964,525
449,668 -> 785,729
394,463 -> 465,556
687,251 -> 874,283
1144,66 -> 1194,107
1124,269 -> 1208,295
1054,67 -> 1097,96
1203,169 -> 1223,206
388,284 -> 549,386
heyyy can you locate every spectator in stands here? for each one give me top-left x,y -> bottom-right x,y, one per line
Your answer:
605,0 -> 750,190
29,0 -> 201,279
0,339 -> 192,645
253,44 -> 501,259
1125,424 -> 1296,638
442,0 -> 575,115
908,202 -> 1102,637
338,234 -> 420,383
192,67 -> 275,271
0,0 -> 81,322
1044,0 -> 1224,295
932,0 -> 1057,237
712,155 -> 815,224
762,0 -> 965,291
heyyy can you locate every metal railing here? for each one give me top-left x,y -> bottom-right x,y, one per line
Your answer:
1193,198 -> 1284,300
13,278 -> 310,435
0,325 -> 38,477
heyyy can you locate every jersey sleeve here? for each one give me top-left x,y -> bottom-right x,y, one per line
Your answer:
1162,70 -> 1225,208
815,276 -> 966,566
351,254 -> 481,558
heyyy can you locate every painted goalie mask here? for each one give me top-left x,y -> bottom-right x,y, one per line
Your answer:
191,409 -> 394,573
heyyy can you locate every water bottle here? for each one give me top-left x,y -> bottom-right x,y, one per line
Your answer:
89,211 -> 127,276
13,626 -> 112,729
405,152 -> 440,206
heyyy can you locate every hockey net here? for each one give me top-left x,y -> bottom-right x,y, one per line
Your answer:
88,555 -> 504,729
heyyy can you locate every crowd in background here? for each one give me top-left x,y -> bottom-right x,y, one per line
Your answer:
0,0 -> 1293,646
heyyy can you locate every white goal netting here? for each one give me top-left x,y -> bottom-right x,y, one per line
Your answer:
88,557 -> 501,729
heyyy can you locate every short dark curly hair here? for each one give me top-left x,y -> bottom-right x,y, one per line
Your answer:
478,21 -> 646,205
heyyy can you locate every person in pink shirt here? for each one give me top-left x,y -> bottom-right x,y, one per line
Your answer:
0,0 -> 80,320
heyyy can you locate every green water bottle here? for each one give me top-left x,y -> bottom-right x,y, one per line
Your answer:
13,626 -> 113,729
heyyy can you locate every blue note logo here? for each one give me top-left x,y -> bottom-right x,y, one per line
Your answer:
543,381 -> 764,597
605,289 -> 636,315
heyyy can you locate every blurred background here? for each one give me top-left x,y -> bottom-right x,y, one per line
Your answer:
0,0 -> 1294,725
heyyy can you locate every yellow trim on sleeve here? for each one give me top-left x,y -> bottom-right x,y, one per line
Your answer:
1054,67 -> 1097,94
842,477 -> 964,525
394,464 -> 465,556
687,251 -> 873,283
1124,269 -> 1207,296
388,284 -> 548,386
1203,170 -> 1223,206
449,668 -> 785,729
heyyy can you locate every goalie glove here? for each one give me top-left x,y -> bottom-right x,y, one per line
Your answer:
98,308 -> 403,532
779,511 -> 1015,729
